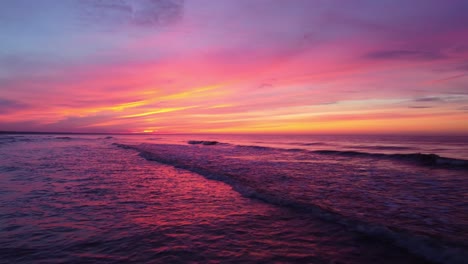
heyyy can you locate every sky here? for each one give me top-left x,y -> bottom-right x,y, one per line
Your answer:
0,0 -> 467,134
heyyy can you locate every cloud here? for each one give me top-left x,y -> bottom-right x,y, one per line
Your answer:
78,0 -> 184,29
258,83 -> 273,89
44,114 -> 126,132
428,74 -> 468,84
0,120 -> 43,132
409,95 -> 468,109
365,50 -> 444,61
408,106 -> 432,109
455,63 -> 468,72
0,98 -> 27,114
413,97 -> 443,102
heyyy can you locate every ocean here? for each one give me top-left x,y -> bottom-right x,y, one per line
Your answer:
0,134 -> 467,263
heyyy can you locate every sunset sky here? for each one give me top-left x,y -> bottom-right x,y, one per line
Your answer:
1,0 -> 467,134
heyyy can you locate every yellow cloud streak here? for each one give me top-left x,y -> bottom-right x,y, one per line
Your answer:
108,101 -> 148,111
159,84 -> 224,101
56,100 -> 149,118
121,106 -> 196,118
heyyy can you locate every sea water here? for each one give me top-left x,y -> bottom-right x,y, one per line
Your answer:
0,134 -> 467,263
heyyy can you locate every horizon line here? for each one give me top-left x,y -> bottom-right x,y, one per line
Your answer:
1,130 -> 467,137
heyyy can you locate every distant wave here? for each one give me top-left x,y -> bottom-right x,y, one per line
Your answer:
0,136 -> 19,145
347,145 -> 413,151
188,140 -> 219,145
0,136 -> 16,140
312,150 -> 468,168
0,136 -> 33,145
253,141 -> 329,146
0,165 -> 19,173
113,142 -> 467,264
237,145 -> 272,150
0,135 -> 97,145
55,136 -> 72,140
184,139 -> 468,169
291,142 -> 329,146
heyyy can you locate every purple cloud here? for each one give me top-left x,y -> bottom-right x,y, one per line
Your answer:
0,98 -> 28,114
413,97 -> 444,102
78,0 -> 184,29
365,50 -> 444,61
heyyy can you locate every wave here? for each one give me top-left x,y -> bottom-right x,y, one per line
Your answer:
55,136 -> 73,140
0,165 -> 19,173
187,140 -> 219,145
0,135 -> 99,146
184,139 -> 468,169
0,136 -> 33,145
236,145 -> 272,150
295,142 -> 328,146
113,142 -> 467,264
253,141 -> 329,146
0,136 -> 19,145
347,145 -> 414,151
312,150 -> 468,168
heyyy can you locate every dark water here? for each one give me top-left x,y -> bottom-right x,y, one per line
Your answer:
0,134 -> 467,263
